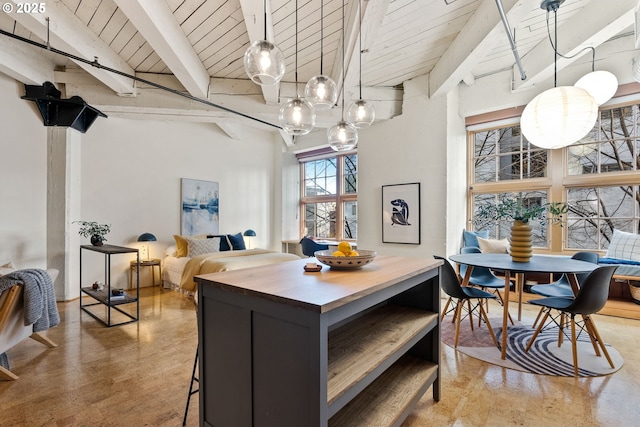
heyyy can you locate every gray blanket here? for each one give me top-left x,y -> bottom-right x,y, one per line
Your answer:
0,268 -> 60,332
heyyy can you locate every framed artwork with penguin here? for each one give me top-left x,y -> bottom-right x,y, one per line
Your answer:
382,182 -> 421,244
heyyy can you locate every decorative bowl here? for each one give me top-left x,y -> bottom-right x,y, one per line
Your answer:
314,249 -> 377,269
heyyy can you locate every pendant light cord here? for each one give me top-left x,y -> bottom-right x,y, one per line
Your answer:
320,0 -> 324,74
263,0 -> 267,40
295,0 -> 299,96
545,6 -> 596,87
358,0 -> 362,100
341,0 -> 346,118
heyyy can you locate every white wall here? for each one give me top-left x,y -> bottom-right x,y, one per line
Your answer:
0,75 -> 283,300
357,75 -> 454,259
0,74 -> 48,269
75,117 -> 282,295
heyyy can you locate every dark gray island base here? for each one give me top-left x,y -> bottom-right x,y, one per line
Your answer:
195,255 -> 442,427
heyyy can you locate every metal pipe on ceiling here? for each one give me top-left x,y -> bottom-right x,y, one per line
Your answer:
495,0 -> 527,81
0,28 -> 283,130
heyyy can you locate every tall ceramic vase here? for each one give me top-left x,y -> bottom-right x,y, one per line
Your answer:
510,220 -> 532,262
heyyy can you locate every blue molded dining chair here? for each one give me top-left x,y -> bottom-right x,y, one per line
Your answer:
530,251 -> 599,327
458,246 -> 514,325
525,265 -> 617,377
299,237 -> 329,257
530,251 -> 599,298
434,255 -> 498,348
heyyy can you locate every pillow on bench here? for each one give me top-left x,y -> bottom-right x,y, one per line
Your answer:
462,230 -> 489,248
477,236 -> 509,254
606,229 -> 640,262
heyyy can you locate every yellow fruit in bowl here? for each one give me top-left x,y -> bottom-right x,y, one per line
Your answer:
348,250 -> 359,257
332,250 -> 346,257
337,241 -> 352,255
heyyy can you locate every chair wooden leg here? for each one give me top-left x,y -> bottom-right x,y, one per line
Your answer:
558,313 -> 565,347
525,309 -> 550,352
0,365 -> 18,381
584,316 -> 614,368
441,297 -> 452,321
454,300 -> 463,348
532,306 -> 545,329
478,301 -> 499,348
582,314 -> 602,357
571,315 -> 579,377
30,332 -> 58,348
467,300 -> 474,331
448,299 -> 459,324
494,291 -> 514,325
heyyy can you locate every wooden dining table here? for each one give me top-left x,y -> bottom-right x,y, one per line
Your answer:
448,253 -> 598,360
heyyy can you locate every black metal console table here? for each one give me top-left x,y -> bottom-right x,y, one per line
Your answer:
80,244 -> 139,327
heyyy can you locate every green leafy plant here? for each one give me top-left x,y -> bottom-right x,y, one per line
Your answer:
474,193 -> 568,226
73,221 -> 111,241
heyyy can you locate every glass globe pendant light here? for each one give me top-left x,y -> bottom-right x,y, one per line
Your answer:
328,120 -> 358,151
328,0 -> 358,151
279,0 -> 315,135
280,98 -> 315,135
345,0 -> 375,128
243,0 -> 285,86
305,0 -> 338,110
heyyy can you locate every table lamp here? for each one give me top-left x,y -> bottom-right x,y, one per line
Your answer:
243,229 -> 256,249
137,232 -> 156,260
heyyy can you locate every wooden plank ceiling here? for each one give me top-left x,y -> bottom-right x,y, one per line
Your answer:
0,0 -> 636,137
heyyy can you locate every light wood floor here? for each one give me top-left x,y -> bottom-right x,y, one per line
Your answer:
1,287 -> 639,427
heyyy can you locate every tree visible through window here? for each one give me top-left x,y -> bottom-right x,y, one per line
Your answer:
468,102 -> 640,252
301,154 -> 357,240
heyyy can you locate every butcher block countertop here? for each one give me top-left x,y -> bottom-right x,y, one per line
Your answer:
195,255 -> 442,313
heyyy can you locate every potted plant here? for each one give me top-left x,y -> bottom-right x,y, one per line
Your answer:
474,193 -> 567,262
74,221 -> 111,246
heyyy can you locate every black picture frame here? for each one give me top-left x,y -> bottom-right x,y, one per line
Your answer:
382,182 -> 421,244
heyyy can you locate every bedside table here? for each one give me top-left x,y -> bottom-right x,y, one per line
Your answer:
130,258 -> 162,288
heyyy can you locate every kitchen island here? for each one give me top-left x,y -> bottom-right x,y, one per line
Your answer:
195,255 -> 442,427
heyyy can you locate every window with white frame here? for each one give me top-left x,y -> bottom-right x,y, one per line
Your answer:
299,153 -> 357,240
468,101 -> 640,252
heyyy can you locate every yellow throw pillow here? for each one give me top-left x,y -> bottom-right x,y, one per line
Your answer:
173,235 -> 188,257
477,236 -> 510,254
173,234 -> 208,257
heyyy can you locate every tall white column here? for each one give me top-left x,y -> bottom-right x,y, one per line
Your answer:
47,127 -> 82,301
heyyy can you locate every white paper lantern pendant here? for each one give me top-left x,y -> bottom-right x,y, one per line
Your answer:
521,86 -> 598,149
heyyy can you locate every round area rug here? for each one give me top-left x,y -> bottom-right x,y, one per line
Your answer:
440,315 -> 624,377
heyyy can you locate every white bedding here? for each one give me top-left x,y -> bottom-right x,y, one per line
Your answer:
162,256 -> 190,291
162,248 -> 301,292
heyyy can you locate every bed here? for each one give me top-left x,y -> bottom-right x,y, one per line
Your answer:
162,235 -> 301,293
